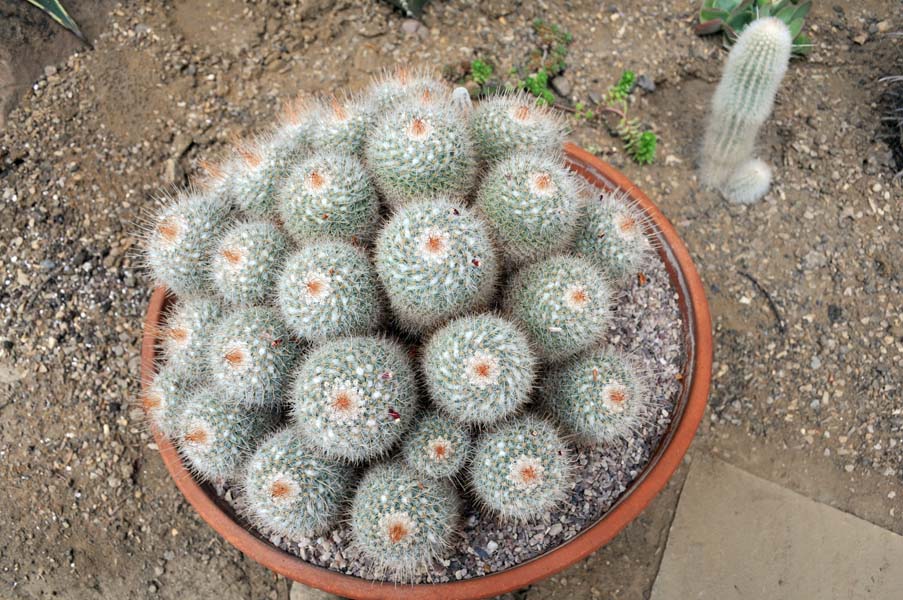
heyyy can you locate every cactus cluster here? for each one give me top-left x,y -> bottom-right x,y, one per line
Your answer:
142,70 -> 662,581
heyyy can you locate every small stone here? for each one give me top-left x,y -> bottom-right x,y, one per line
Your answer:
827,304 -> 843,324
486,540 -> 498,555
551,75 -> 572,97
637,74 -> 656,93
44,65 -> 57,77
877,20 -> 892,33
853,33 -> 868,45
401,19 -> 421,35
163,159 -> 184,185
588,91 -> 603,105
289,582 -> 343,600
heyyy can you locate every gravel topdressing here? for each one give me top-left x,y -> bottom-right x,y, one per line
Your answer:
215,240 -> 685,584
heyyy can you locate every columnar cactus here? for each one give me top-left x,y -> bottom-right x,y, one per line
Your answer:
242,428 -> 355,540
160,296 -> 222,380
469,415 -> 572,521
422,314 -> 536,427
351,462 -> 460,577
178,387 -> 278,482
310,96 -> 372,156
365,102 -> 477,206
277,151 -> 380,244
469,92 -> 567,163
210,221 -> 287,306
573,190 -> 654,284
375,198 -> 498,331
543,348 -> 651,444
402,410 -> 471,480
291,336 -> 417,462
277,242 -> 381,341
208,307 -> 297,407
476,152 -> 584,263
700,17 -> 792,204
145,191 -> 232,297
506,256 -> 611,361
142,362 -> 196,439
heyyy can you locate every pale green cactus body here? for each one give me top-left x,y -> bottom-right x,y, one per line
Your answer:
143,362 -> 196,439
277,151 -> 379,244
310,97 -> 372,156
231,137 -> 302,217
210,221 -> 288,306
351,462 -> 460,577
362,69 -> 448,115
208,307 -> 298,407
573,191 -> 654,284
145,191 -> 233,297
160,296 -> 222,380
375,199 -> 499,332
469,415 -> 572,521
422,314 -> 536,427
178,387 -> 278,482
700,17 -> 792,204
365,102 -> 477,206
242,428 -> 355,540
543,348 -> 651,444
469,93 -> 567,163
476,152 -> 584,263
402,410 -> 471,480
506,256 -> 611,362
277,242 -> 381,342
291,336 -> 417,463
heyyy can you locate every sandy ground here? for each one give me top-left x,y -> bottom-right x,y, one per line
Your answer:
1,1 -> 901,598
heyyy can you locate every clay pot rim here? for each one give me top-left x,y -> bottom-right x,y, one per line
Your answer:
140,143 -> 713,600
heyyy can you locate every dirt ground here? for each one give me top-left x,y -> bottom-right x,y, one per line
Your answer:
1,1 -> 901,599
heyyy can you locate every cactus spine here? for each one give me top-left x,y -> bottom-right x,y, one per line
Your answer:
700,17 -> 792,204
402,410 -> 471,480
242,428 -> 354,540
469,92 -> 567,163
210,221 -> 287,306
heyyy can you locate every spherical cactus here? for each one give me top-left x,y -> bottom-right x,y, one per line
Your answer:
178,387 -> 278,482
290,336 -> 417,462
143,362 -> 196,439
362,68 -> 447,115
210,220 -> 288,306
375,199 -> 498,331
506,256 -> 611,362
145,191 -> 232,297
160,296 -> 222,380
277,242 -> 381,342
469,92 -> 567,163
242,427 -> 355,540
573,190 -> 654,284
351,461 -> 460,577
309,96 -> 371,156
402,410 -> 471,480
208,307 -> 298,407
269,97 -> 317,162
277,151 -> 379,244
230,136 -> 300,217
476,152 -> 585,263
469,415 -> 572,521
422,314 -> 536,427
542,348 -> 651,444
365,102 -> 477,207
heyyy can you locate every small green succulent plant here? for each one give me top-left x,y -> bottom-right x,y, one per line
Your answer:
696,0 -> 812,56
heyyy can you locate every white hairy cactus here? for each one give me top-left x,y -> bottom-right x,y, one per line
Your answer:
700,17 -> 792,205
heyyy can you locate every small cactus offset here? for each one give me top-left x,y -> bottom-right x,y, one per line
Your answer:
142,362 -> 196,439
159,296 -> 222,380
351,462 -> 460,577
291,336 -> 417,463
469,92 -> 567,163
145,191 -> 233,297
365,101 -> 477,206
208,307 -> 298,407
469,415 -> 572,521
476,152 -> 585,263
573,190 -> 654,284
422,314 -> 536,427
242,428 -> 355,540
277,151 -> 380,245
178,387 -> 278,482
543,348 -> 651,444
375,198 -> 499,331
210,221 -> 288,306
506,256 -> 612,362
700,17 -> 792,204
277,241 -> 381,341
402,410 -> 471,480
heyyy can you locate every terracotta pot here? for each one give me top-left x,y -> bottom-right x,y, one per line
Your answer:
140,143 -> 713,600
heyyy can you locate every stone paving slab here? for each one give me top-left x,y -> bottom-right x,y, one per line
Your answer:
650,456 -> 903,600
